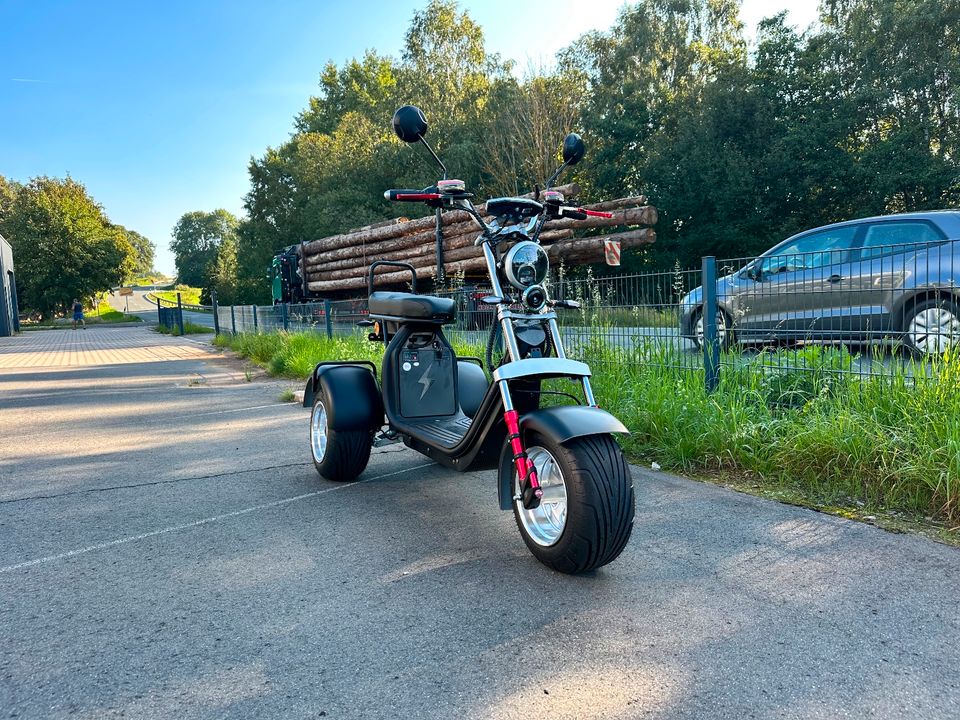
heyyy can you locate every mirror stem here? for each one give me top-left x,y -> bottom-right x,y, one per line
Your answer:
545,159 -> 570,190
418,136 -> 447,180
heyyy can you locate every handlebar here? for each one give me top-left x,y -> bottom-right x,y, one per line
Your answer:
384,189 -> 442,202
552,206 -> 614,220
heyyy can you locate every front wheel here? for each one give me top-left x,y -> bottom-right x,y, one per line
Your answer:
310,391 -> 372,481
513,431 -> 635,574
693,307 -> 733,350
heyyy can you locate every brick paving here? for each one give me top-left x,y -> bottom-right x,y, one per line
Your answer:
0,326 -> 217,369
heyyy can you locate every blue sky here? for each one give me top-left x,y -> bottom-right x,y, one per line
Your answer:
1,0 -> 818,275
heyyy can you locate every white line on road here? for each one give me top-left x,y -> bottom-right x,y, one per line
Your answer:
190,403 -> 295,418
0,462 -> 435,575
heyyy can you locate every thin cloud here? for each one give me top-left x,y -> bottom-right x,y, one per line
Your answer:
11,78 -> 50,83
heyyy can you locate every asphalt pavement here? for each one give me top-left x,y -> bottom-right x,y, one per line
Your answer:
1,327 -> 958,719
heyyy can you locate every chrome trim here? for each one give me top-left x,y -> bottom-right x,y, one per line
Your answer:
498,378 -> 515,412
581,377 -> 597,406
482,242 -> 505,297
492,357 -> 592,382
499,310 -> 557,321
547,317 -> 566,359
497,306 -> 522,363
515,445 -> 567,546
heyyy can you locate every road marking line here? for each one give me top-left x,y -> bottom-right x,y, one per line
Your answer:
190,404 -> 294,418
0,462 -> 435,575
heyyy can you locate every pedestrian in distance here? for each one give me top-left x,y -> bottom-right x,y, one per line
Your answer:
71,299 -> 86,330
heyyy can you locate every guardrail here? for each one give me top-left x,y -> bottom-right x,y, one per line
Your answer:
146,292 -> 212,312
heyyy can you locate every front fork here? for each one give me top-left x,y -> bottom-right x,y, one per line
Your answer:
498,380 -> 542,509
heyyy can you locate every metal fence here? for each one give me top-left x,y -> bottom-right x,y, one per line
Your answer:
216,239 -> 959,388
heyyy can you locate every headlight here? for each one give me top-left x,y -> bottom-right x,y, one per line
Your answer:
503,241 -> 549,290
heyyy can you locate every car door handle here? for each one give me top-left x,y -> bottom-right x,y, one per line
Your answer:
827,274 -> 843,283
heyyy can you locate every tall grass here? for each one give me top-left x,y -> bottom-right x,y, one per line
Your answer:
216,329 -> 960,524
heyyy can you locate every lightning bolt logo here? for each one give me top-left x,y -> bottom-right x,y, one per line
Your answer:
417,364 -> 434,400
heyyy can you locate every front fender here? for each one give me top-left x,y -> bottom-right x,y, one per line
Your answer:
497,405 -> 629,510
521,405 -> 628,443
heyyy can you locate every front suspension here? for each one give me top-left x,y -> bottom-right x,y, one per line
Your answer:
504,409 -> 542,509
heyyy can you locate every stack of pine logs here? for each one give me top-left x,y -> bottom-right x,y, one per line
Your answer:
300,183 -> 657,293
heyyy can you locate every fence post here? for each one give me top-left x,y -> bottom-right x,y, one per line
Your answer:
176,292 -> 185,336
324,299 -> 333,339
252,304 -> 259,333
230,305 -> 236,335
702,256 -> 720,393
211,291 -> 220,335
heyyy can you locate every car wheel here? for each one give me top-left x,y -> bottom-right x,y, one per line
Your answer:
693,308 -> 734,351
901,298 -> 960,358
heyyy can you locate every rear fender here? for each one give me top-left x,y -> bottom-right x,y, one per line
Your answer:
303,363 -> 384,432
497,405 -> 629,510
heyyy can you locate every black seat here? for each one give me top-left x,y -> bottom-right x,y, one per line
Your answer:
368,291 -> 456,324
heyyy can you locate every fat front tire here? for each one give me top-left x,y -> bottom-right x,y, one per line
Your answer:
901,298 -> 960,358
309,391 -> 372,481
513,431 -> 635,574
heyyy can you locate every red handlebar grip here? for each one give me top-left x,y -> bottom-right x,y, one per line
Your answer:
583,209 -> 614,218
384,189 -> 442,202
560,206 -> 588,220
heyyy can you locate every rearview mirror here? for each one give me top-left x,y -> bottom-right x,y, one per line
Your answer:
562,133 -> 585,165
392,105 -> 428,143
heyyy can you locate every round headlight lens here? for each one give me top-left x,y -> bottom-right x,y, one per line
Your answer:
504,241 -> 549,290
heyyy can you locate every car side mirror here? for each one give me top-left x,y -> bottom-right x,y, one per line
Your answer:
562,133 -> 585,165
392,105 -> 428,143
745,263 -> 763,282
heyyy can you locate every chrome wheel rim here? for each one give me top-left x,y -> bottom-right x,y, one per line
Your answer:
908,307 -> 960,355
310,401 -> 328,463
695,312 -> 727,346
515,446 -> 568,547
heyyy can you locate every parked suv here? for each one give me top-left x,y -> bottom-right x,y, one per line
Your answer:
680,211 -> 960,356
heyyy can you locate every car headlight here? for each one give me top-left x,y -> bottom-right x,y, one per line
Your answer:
503,241 -> 549,291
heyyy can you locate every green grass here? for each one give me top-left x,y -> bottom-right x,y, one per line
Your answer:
152,287 -> 203,306
154,321 -> 211,335
215,329 -> 960,529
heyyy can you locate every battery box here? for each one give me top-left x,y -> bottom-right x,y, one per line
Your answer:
398,336 -> 456,418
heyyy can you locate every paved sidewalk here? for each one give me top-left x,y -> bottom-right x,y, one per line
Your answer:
0,326 -> 216,369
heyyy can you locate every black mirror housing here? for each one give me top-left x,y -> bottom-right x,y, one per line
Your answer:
393,106 -> 428,143
562,133 -> 586,165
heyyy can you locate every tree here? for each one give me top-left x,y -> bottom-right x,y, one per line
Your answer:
205,233 -> 239,305
0,177 -> 136,317
0,175 -> 17,223
120,228 -> 155,278
236,0 -> 509,303
170,209 -> 239,288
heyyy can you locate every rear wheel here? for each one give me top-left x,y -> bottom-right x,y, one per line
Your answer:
513,431 -> 634,574
902,298 -> 960,358
310,391 -> 372,481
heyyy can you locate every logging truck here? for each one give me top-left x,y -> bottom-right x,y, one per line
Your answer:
268,184 -> 657,304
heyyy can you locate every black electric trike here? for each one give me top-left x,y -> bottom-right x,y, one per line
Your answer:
303,106 -> 635,574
